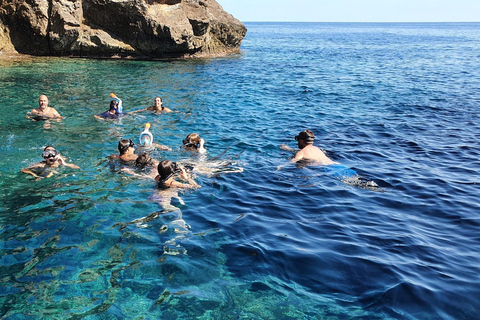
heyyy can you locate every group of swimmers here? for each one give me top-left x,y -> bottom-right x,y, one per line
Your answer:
22,94 -> 211,188
23,94 -> 360,186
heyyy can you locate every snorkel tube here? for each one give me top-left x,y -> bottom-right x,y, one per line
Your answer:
110,93 -> 123,113
139,123 -> 154,146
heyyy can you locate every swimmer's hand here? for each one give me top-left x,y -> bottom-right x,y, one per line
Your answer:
179,167 -> 188,180
280,144 -> 296,152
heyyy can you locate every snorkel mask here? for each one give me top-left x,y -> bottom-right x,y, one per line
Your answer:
119,139 -> 134,153
161,162 -> 182,182
110,100 -> 119,112
295,131 -> 315,144
42,147 -> 59,159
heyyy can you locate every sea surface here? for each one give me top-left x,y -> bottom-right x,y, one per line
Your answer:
1,22 -> 480,319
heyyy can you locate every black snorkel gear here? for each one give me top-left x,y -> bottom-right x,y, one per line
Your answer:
42,147 -> 59,159
118,139 -> 135,154
295,130 -> 315,144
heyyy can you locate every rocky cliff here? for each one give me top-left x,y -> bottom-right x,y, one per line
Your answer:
0,0 -> 246,58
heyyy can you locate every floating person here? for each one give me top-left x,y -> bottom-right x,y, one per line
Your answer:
138,123 -> 171,151
129,96 -> 172,114
280,130 -> 338,165
280,130 -> 378,188
26,95 -> 64,120
94,93 -> 124,120
21,146 -> 79,179
120,152 -> 159,179
182,133 -> 206,154
110,138 -> 138,163
155,160 -> 200,189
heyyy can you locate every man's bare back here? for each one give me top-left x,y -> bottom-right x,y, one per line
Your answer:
294,145 -> 337,165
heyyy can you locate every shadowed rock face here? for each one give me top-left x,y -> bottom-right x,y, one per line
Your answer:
0,0 -> 247,58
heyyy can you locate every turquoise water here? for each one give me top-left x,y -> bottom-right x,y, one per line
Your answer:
1,22 -> 480,319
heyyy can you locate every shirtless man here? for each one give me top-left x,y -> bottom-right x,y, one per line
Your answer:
129,97 -> 172,114
26,95 -> 64,120
280,130 -> 338,165
21,146 -> 79,179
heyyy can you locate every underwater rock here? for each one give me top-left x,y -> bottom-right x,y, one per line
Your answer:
0,0 -> 246,59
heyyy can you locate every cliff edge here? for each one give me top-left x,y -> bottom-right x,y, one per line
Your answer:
0,0 -> 246,58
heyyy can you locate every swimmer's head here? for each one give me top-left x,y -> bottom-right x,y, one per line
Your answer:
135,153 -> 155,168
182,133 -> 202,150
109,99 -> 119,112
38,95 -> 48,110
42,146 -> 59,163
157,160 -> 181,182
295,130 -> 315,145
153,97 -> 163,109
118,138 -> 134,155
42,146 -> 59,159
139,135 -> 152,146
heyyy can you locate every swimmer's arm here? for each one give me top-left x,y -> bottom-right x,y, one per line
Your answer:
280,144 -> 297,152
128,108 -> 147,114
276,150 -> 302,170
21,168 -> 41,178
292,150 -> 304,162
178,169 -> 200,188
26,109 -> 39,119
63,163 -> 80,169
153,143 -> 172,151
50,156 -> 77,168
52,109 -> 65,119
94,115 -> 106,120
162,107 -> 172,113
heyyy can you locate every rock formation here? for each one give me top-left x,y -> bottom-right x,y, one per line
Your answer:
0,0 -> 247,58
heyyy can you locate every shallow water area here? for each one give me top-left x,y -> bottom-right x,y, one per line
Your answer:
1,23 -> 480,319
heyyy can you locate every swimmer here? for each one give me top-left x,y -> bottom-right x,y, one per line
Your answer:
138,123 -> 171,151
26,95 -> 64,120
110,138 -> 138,162
21,146 -> 79,179
120,153 -> 159,179
94,93 -> 124,120
130,96 -> 172,114
155,160 -> 200,189
280,130 -> 338,165
182,133 -> 206,154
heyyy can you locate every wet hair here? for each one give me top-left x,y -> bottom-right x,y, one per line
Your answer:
295,130 -> 315,144
135,153 -> 154,168
109,99 -> 119,111
157,160 -> 180,184
182,133 -> 202,150
118,139 -> 134,155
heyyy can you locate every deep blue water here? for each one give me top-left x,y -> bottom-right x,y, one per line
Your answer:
1,22 -> 480,319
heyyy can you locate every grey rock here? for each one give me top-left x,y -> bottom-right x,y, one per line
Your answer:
0,0 -> 247,58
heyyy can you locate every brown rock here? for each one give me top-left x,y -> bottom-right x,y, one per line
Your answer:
0,0 -> 246,58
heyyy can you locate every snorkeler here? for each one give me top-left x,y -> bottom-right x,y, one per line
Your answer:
110,138 -> 138,162
94,93 -> 124,120
120,153 -> 159,179
280,130 -> 337,165
182,133 -> 206,154
155,160 -> 200,189
26,95 -> 64,120
21,146 -> 79,179
130,96 -> 172,114
138,123 -> 171,151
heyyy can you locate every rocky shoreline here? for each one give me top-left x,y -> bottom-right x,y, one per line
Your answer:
0,0 -> 246,59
